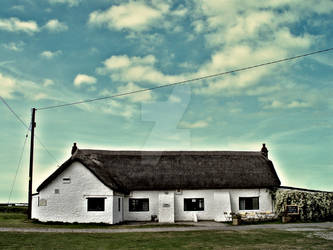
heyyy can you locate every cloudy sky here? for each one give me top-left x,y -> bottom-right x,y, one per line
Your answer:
0,0 -> 332,202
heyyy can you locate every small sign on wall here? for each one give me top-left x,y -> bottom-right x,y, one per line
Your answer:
285,205 -> 299,215
38,199 -> 47,206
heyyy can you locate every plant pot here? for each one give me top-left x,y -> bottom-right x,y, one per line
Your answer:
282,216 -> 292,223
232,218 -> 241,225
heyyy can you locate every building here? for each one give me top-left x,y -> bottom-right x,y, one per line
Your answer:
32,144 -> 281,224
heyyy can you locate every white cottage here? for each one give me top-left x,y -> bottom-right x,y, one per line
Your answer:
32,144 -> 281,224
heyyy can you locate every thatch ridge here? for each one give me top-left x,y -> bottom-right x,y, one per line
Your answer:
37,149 -> 281,193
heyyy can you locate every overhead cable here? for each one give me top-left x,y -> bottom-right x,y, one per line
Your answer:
0,96 -> 60,166
37,47 -> 333,111
8,132 -> 28,204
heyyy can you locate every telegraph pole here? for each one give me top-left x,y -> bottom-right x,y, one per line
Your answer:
28,108 -> 36,219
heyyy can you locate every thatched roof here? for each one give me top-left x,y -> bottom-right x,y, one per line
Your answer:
37,149 -> 281,194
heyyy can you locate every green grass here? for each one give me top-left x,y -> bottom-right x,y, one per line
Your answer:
0,212 -> 193,229
0,230 -> 332,249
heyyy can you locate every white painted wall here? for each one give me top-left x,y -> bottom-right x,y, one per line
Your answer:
112,195 -> 123,224
123,188 -> 274,222
32,162 -> 115,224
229,188 -> 273,213
123,191 -> 159,221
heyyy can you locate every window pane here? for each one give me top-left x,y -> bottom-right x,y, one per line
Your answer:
129,198 -> 149,212
239,199 -> 245,210
239,197 -> 259,210
184,198 -> 204,211
253,197 -> 259,210
87,198 -> 105,211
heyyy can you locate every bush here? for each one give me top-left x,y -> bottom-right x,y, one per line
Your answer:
0,206 -> 28,214
275,189 -> 333,221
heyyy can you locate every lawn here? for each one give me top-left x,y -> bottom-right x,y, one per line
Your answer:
0,212 -> 193,229
0,230 -> 332,249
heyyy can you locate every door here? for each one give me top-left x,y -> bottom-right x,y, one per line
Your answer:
158,192 -> 175,223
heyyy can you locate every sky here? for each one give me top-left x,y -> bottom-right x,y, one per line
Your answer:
0,0 -> 332,203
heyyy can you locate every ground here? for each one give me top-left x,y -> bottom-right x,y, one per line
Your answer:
0,212 -> 332,249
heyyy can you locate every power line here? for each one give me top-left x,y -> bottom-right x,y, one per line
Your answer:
8,132 -> 28,204
0,96 -> 29,130
35,135 -> 60,166
37,47 -> 333,111
0,96 -> 60,166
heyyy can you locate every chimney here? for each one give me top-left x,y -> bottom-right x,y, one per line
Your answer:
261,143 -> 268,158
71,142 -> 78,155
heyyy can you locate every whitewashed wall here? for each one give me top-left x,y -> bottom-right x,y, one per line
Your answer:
123,191 -> 159,221
32,162 -> 115,224
229,188 -> 273,213
112,195 -> 123,224
123,188 -> 274,222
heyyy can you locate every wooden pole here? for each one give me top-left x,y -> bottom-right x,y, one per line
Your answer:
28,108 -> 36,219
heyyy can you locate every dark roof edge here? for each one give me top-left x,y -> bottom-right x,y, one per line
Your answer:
77,149 -> 263,155
267,159 -> 281,186
279,186 -> 333,193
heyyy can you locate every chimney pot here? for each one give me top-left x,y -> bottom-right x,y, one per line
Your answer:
71,142 -> 78,155
261,143 -> 268,158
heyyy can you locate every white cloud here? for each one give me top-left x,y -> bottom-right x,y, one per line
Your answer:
40,50 -> 62,59
100,100 -> 138,119
88,1 -> 168,31
73,74 -> 97,87
0,72 -> 55,101
0,73 -> 16,98
43,79 -> 54,87
43,19 -> 68,32
168,95 -> 181,103
97,54 -> 185,85
11,5 -> 25,12
179,120 -> 209,129
287,101 -> 311,108
100,82 -> 153,103
0,17 -> 39,34
264,100 -> 311,109
3,41 -> 24,51
48,0 -> 80,7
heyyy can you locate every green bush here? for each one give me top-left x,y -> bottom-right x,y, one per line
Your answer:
0,206 -> 28,214
275,189 -> 333,221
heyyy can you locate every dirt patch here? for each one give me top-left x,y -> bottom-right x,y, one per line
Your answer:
311,232 -> 333,241
285,228 -> 326,232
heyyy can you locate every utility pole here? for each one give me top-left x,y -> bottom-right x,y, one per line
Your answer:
28,108 -> 36,219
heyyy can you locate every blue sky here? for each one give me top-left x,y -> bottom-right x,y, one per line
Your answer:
0,0 -> 332,202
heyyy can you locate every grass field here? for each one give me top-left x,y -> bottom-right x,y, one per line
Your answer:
0,230 -> 332,249
0,212 -> 332,249
0,212 -> 193,229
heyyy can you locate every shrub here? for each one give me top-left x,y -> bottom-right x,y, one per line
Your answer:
0,206 -> 28,214
274,189 -> 333,221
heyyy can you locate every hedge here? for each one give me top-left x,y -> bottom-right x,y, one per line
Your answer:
0,206 -> 28,214
274,189 -> 333,221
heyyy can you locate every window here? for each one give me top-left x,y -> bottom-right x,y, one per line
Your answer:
62,177 -> 71,184
118,197 -> 121,212
184,198 -> 204,211
87,198 -> 105,211
129,198 -> 149,212
38,198 -> 47,206
239,197 -> 259,210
